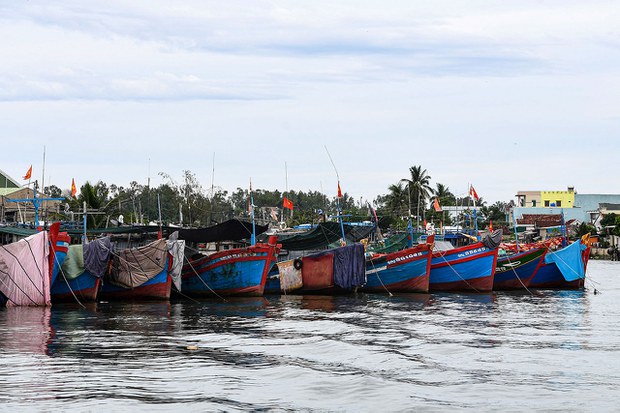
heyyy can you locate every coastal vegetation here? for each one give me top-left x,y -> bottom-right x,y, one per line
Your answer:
41,166 -> 505,230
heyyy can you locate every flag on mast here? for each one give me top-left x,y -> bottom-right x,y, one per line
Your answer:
283,197 -> 293,210
469,184 -> 479,201
489,220 -> 493,232
71,178 -> 77,197
433,197 -> 441,212
337,181 -> 342,198
23,165 -> 32,180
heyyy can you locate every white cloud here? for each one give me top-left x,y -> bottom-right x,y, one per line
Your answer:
0,0 -> 619,203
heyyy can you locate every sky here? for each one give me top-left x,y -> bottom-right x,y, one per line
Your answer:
1,0 -> 619,206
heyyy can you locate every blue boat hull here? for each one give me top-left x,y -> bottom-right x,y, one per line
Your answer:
181,244 -> 278,297
529,241 -> 587,289
99,265 -> 171,300
51,271 -> 101,302
430,243 -> 498,292
362,245 -> 432,293
528,262 -> 584,289
494,248 -> 546,290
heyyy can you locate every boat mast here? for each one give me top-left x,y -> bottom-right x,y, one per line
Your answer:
249,179 -> 256,245
324,146 -> 346,244
512,209 -> 520,252
209,152 -> 215,226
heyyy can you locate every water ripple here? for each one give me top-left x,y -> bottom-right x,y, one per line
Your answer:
1,261 -> 619,411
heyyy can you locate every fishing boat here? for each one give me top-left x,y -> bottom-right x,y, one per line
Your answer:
264,242 -> 366,295
179,220 -> 280,297
493,247 -> 547,290
296,243 -> 366,294
50,237 -> 111,302
362,243 -> 433,293
429,231 -> 502,292
99,238 -> 172,301
528,238 -> 589,289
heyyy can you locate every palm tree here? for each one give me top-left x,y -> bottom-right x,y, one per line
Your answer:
77,181 -> 110,228
401,166 -> 433,228
385,182 -> 409,219
434,183 -> 455,206
428,182 -> 456,225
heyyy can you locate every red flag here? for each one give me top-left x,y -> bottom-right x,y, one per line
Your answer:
489,220 -> 493,232
433,198 -> 441,212
71,178 -> 77,197
469,185 -> 479,201
23,165 -> 32,180
423,219 -> 427,228
283,197 -> 294,210
337,182 -> 342,198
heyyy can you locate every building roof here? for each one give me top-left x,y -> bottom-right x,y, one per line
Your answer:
0,169 -> 20,189
599,203 -> 620,211
517,214 -> 563,228
0,187 -> 20,196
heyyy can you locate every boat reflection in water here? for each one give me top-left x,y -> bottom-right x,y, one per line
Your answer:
0,306 -> 54,356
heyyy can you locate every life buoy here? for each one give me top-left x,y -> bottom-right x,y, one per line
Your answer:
293,258 -> 303,270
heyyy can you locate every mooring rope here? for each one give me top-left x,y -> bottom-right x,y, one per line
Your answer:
503,252 -> 535,296
52,250 -> 86,308
366,255 -> 393,296
434,249 -> 482,293
183,254 -> 227,302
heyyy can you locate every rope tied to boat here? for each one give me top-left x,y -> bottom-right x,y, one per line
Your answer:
434,249 -> 482,293
53,250 -> 86,308
366,255 -> 393,296
503,252 -> 535,296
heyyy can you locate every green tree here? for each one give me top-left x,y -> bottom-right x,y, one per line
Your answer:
72,181 -> 110,228
401,165 -> 433,227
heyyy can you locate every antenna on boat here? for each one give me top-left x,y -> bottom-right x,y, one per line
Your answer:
83,201 -> 87,243
324,145 -> 347,245
157,193 -> 163,239
41,146 -> 46,198
512,209 -> 520,252
284,161 -> 292,223
210,152 -> 216,198
249,178 -> 256,245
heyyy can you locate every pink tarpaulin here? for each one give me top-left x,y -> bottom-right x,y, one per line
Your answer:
0,231 -> 51,306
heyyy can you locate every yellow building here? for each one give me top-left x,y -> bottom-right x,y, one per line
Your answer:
541,187 -> 575,208
516,187 -> 575,208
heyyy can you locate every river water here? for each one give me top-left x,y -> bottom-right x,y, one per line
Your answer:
1,260 -> 618,412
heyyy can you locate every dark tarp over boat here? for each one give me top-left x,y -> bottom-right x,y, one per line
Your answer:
1,224 -> 172,238
345,224 -> 375,244
177,219 -> 268,243
366,233 -> 409,254
274,222 -> 373,251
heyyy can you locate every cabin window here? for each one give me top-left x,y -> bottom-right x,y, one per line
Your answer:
544,200 -> 550,207
556,200 -> 562,207
531,200 -> 536,207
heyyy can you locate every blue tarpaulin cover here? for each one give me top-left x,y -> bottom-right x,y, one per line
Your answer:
331,243 -> 366,289
544,241 -> 586,282
84,237 -> 112,278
